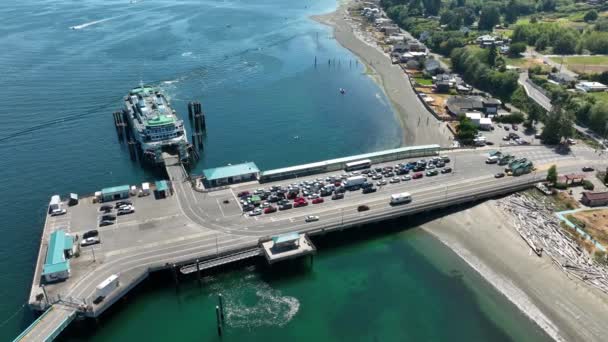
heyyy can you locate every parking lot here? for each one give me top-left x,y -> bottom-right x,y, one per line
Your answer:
478,122 -> 543,146
230,155 -> 467,218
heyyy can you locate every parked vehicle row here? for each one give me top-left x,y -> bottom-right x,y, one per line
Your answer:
98,200 -> 135,227
237,155 -> 453,217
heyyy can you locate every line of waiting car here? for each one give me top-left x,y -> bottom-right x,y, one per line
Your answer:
237,155 -> 452,217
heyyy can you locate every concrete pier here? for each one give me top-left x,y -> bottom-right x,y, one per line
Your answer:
18,144 -> 599,340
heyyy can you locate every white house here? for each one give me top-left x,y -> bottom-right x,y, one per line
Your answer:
465,112 -> 482,126
479,117 -> 493,131
575,81 -> 608,93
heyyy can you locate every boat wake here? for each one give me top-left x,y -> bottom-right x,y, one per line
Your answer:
69,17 -> 115,30
207,276 -> 300,328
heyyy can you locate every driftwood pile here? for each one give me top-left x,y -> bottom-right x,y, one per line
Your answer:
498,193 -> 608,294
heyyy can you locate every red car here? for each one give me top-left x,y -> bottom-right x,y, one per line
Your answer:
264,206 -> 277,214
294,200 -> 308,208
412,172 -> 423,179
312,198 -> 324,204
287,192 -> 298,199
334,181 -> 342,187
294,197 -> 306,203
237,191 -> 250,197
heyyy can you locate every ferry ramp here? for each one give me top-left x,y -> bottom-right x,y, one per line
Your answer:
13,305 -> 77,342
163,153 -> 188,183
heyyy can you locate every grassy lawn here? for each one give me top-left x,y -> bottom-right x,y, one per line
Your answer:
413,77 -> 433,86
551,55 -> 608,65
550,55 -> 608,74
589,91 -> 608,104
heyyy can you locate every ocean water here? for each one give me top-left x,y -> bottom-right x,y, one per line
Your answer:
0,0 -> 549,341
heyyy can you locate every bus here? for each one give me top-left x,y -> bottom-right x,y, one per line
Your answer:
345,159 -> 372,171
390,192 -> 412,205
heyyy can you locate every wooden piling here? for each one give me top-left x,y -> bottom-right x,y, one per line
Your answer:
196,259 -> 201,286
215,306 -> 223,336
218,294 -> 225,321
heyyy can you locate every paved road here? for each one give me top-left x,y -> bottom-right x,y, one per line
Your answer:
518,72 -> 552,111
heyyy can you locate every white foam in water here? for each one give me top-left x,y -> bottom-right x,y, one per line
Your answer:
209,276 -> 300,328
69,17 -> 115,30
181,52 -> 193,57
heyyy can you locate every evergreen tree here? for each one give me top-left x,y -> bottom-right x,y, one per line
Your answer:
478,4 -> 500,30
488,44 -> 498,67
547,165 -> 557,184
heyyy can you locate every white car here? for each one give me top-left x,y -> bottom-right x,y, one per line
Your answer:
248,208 -> 262,216
51,208 -> 67,216
305,215 -> 319,222
401,175 -> 411,181
80,236 -> 100,247
389,178 -> 400,183
376,180 -> 387,186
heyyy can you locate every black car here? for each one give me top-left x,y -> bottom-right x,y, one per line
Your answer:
101,214 -> 116,221
243,204 -> 255,211
100,205 -> 113,212
278,203 -> 293,210
494,172 -> 505,178
582,166 -> 595,172
357,205 -> 370,212
440,167 -> 452,174
115,200 -> 132,208
361,182 -> 373,189
331,193 -> 344,200
83,230 -> 99,239
99,220 -> 114,227
362,187 -> 377,194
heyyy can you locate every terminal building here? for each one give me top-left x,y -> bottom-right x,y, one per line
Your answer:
259,145 -> 440,182
42,230 -> 74,283
202,162 -> 260,187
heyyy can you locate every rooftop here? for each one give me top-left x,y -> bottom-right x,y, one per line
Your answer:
155,180 -> 169,192
42,230 -> 72,275
261,145 -> 440,177
101,185 -> 130,195
203,162 -> 260,181
582,191 -> 608,201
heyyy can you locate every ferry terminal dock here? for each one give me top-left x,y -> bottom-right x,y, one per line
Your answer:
15,141 -> 603,341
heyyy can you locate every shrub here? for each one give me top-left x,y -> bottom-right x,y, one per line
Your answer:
582,180 -> 595,190
554,182 -> 568,190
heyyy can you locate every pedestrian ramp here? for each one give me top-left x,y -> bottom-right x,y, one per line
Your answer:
13,305 -> 76,342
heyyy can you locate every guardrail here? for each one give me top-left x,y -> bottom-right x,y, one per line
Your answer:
305,175 -> 541,237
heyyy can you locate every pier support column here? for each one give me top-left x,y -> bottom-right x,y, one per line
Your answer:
215,305 -> 223,337
218,294 -> 225,321
171,263 -> 180,289
196,259 -> 201,287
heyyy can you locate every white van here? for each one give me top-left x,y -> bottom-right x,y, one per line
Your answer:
390,192 -> 412,205
486,156 -> 499,164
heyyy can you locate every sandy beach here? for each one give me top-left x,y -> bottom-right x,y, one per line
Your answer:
311,2 -> 452,147
313,2 -> 608,341
423,201 -> 608,342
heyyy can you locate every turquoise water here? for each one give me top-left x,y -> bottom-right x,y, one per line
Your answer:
0,0 -> 550,341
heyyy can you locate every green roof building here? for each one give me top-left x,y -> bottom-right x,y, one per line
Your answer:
202,162 -> 260,187
101,185 -> 130,202
42,230 -> 73,282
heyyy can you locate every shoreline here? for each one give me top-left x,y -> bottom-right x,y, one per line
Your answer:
423,200 -> 608,342
311,2 -> 451,147
312,2 -> 608,341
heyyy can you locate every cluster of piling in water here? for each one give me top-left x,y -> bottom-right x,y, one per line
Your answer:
113,110 -> 141,162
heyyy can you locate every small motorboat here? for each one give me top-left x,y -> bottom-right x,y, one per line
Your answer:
339,88 -> 346,94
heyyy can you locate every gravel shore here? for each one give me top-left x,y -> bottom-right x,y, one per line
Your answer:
313,2 -> 608,341
311,2 -> 451,147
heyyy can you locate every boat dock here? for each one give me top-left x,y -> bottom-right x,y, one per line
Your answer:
17,143 -> 588,341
